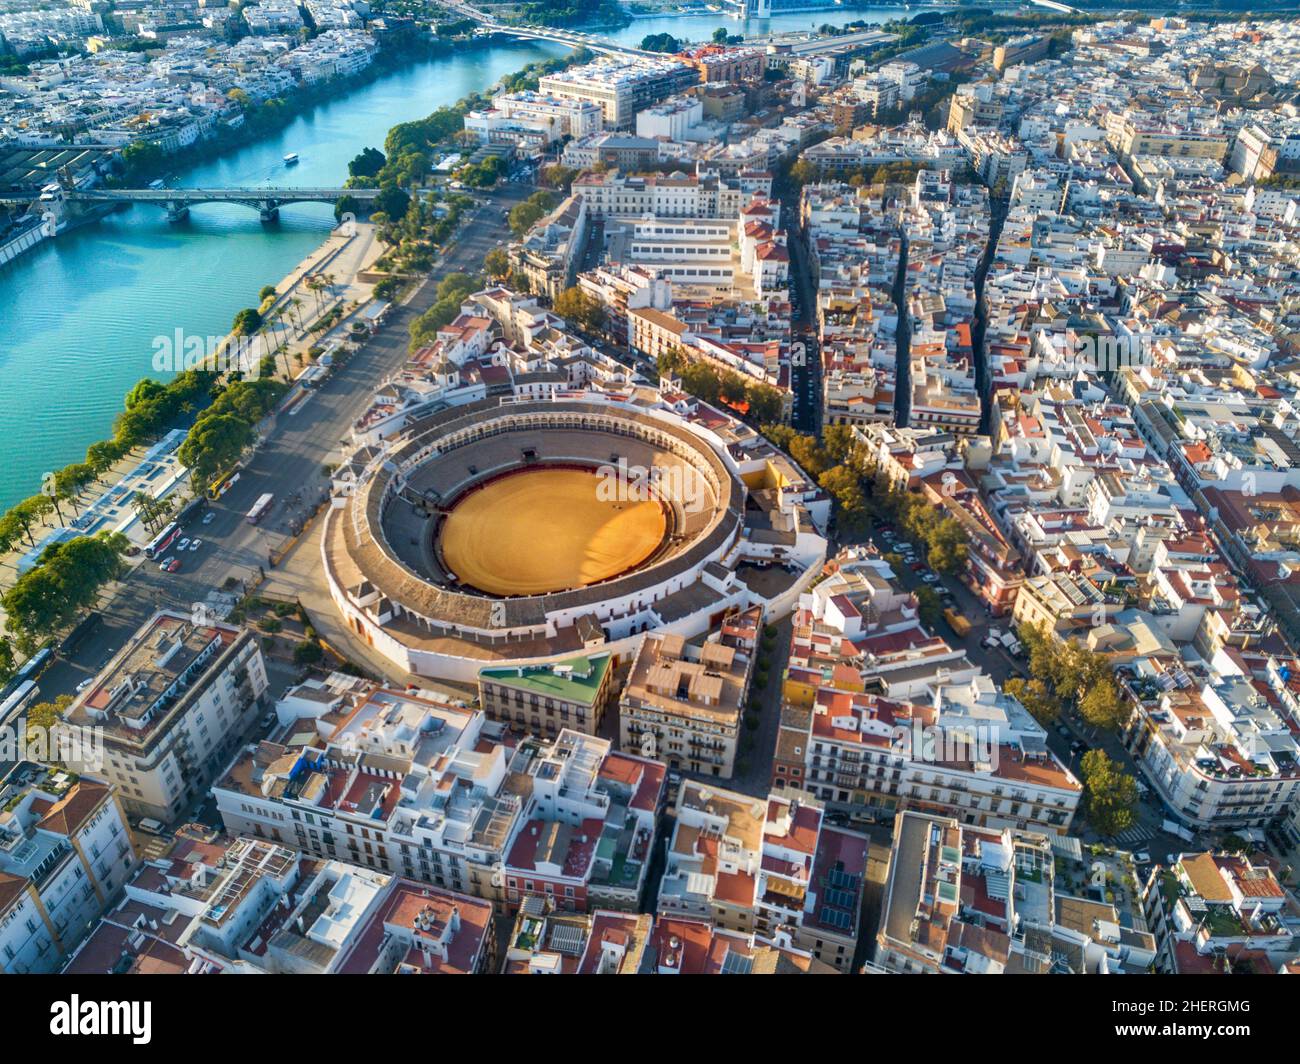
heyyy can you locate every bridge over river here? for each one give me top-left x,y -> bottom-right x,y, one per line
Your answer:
61,185 -> 379,222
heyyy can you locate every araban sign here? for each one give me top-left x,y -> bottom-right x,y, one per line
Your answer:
49,997 -> 151,1044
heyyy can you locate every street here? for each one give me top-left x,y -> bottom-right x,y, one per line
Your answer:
34,185 -> 535,708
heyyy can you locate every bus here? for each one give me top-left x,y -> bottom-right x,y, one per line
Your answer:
145,521 -> 180,559
0,680 -> 39,729
207,469 -> 241,501
246,493 -> 274,525
14,646 -> 52,684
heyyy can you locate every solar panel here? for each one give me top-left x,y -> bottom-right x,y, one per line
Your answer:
819,907 -> 853,931
548,923 -> 586,956
825,887 -> 857,909
720,949 -> 754,975
828,868 -> 860,891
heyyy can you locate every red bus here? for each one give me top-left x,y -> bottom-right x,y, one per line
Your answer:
246,493 -> 274,525
145,521 -> 180,559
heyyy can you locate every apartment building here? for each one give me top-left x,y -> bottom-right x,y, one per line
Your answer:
620,631 -> 752,779
478,653 -> 615,739
679,44 -> 767,84
876,810 -> 1156,973
216,680 -> 663,915
947,85 -> 1003,134
502,731 -> 664,915
792,676 -> 1082,834
1124,659 -> 1300,832
538,55 -> 698,130
0,763 -> 137,973
576,264 -> 673,347
574,167 -> 772,221
657,782 -> 868,971
1106,116 -> 1229,162
66,833 -> 498,974
1140,852 -> 1299,973
648,916 -> 838,973
60,611 -> 269,824
494,90 -> 604,139
503,898 -> 654,973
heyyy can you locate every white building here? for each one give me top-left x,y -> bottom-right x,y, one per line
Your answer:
60,611 -> 270,824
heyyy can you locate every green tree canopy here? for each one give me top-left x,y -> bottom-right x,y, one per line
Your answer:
1080,748 -> 1139,837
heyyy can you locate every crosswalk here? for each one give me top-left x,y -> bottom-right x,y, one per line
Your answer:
1112,825 -> 1153,848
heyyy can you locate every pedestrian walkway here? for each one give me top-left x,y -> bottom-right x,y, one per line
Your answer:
1112,824 -> 1152,848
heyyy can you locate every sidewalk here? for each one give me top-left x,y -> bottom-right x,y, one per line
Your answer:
260,516 -> 476,702
256,221 -> 385,382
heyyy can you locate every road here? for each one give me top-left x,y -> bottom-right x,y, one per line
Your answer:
782,188 -> 822,435
891,232 -> 911,427
34,184 -> 535,708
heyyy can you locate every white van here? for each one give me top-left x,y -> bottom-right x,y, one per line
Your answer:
136,818 -> 165,836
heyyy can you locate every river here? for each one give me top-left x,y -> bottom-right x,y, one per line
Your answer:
0,6 -> 908,511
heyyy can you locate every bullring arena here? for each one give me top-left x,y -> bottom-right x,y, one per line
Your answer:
320,395 -> 823,680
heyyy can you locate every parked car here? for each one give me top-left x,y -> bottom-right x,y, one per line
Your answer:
158,556 -> 175,571
76,676 -> 95,693
176,538 -> 190,551
136,818 -> 165,836
189,539 -> 202,552
1133,851 -> 1151,864
202,512 -> 216,525
166,558 -> 182,573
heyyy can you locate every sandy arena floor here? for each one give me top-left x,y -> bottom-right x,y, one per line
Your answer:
439,467 -> 667,596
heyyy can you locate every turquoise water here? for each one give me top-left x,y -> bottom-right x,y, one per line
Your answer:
0,41 -> 564,510
602,4 -> 912,45
0,6 -> 909,510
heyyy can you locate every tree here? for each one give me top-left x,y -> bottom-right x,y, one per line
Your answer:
553,286 -> 606,333
232,307 -> 263,337
53,464 -> 96,519
1004,676 -> 1060,725
374,184 -> 411,221
348,146 -> 386,180
788,159 -> 817,187
745,384 -> 784,425
120,140 -> 165,179
1080,748 -> 1139,837
484,247 -> 511,279
819,465 -> 867,532
294,639 -> 324,665
927,518 -> 969,574
86,438 -> 128,476
508,190 -> 557,238
539,164 -> 579,192
177,413 -> 255,487
0,636 -> 15,686
641,32 -> 681,52
2,532 -> 129,646
913,585 -> 943,629
26,694 -> 73,749
1079,677 -> 1130,732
